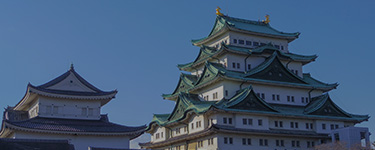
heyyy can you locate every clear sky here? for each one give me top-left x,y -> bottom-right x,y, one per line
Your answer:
0,0 -> 374,148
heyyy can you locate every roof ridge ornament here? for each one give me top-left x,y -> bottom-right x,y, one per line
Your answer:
70,63 -> 74,71
216,7 -> 223,16
262,14 -> 270,24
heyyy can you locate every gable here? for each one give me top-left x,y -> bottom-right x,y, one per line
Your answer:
226,89 -> 276,112
308,97 -> 350,117
247,55 -> 306,84
167,100 -> 188,122
46,73 -> 96,92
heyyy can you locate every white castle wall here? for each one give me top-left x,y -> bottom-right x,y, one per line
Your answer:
37,96 -> 101,120
13,131 -> 130,150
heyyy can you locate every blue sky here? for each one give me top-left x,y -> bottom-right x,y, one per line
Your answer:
0,0 -> 374,148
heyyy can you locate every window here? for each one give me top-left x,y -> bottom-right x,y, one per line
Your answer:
248,119 -> 253,125
228,118 -> 232,124
292,140 -> 295,147
253,42 -> 259,46
242,138 -> 251,145
260,43 -> 266,46
291,96 -> 295,102
184,126 -> 187,132
191,123 -> 194,129
246,40 -> 251,45
176,128 -> 181,134
258,119 -> 263,126
306,97 -> 309,103
287,96 -> 290,102
213,92 -> 218,99
322,123 -> 326,130
198,141 -> 203,148
161,132 -> 163,138
307,141 -> 315,148
224,137 -> 228,144
310,123 -> 313,129
233,39 -> 237,44
281,46 -> 284,50
264,139 -> 268,146
276,140 -> 280,146
330,124 -> 334,130
261,93 -> 265,99
295,122 -> 299,128
232,62 -> 236,68
275,121 -> 283,128
302,97 -> 305,103
247,64 -> 251,70
46,106 -> 52,114
208,138 -> 214,145
243,118 -> 247,125
224,137 -> 232,144
295,70 -> 299,75
335,124 -> 339,129
272,94 -> 276,100
81,108 -> 87,116
259,139 -> 263,146
290,122 -> 294,128
306,123 -> 309,129
277,95 -> 280,101
239,39 -> 244,44
225,90 -> 228,96
53,106 -> 58,114
229,137 -> 233,144
155,133 -> 160,139
275,45 -> 280,49
88,108 -> 93,116
236,63 -> 240,69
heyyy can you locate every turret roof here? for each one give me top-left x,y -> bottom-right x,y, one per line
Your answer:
14,66 -> 117,110
149,86 -> 369,132
191,15 -> 300,45
178,43 -> 317,71
165,52 -> 336,100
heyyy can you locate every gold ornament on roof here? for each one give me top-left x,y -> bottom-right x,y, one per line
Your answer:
262,15 -> 270,24
216,7 -> 223,16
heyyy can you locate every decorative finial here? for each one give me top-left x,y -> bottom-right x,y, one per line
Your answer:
262,14 -> 270,24
216,7 -> 223,16
70,63 -> 74,70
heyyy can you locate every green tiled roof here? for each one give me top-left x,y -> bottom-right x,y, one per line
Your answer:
148,86 -> 368,131
178,43 -> 317,71
191,15 -> 300,44
167,52 -> 336,100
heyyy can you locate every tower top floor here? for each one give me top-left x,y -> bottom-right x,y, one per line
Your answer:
191,15 -> 300,53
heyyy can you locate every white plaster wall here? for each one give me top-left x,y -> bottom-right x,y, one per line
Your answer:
252,84 -> 323,106
171,124 -> 187,137
151,126 -> 166,142
38,96 -> 101,120
269,117 -> 315,131
217,133 -> 319,150
281,60 -> 303,77
13,131 -> 130,150
226,53 -> 266,72
235,114 -> 269,130
189,114 -> 205,134
315,120 -> 345,134
229,32 -> 289,52
195,82 -> 224,101
205,33 -> 230,48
